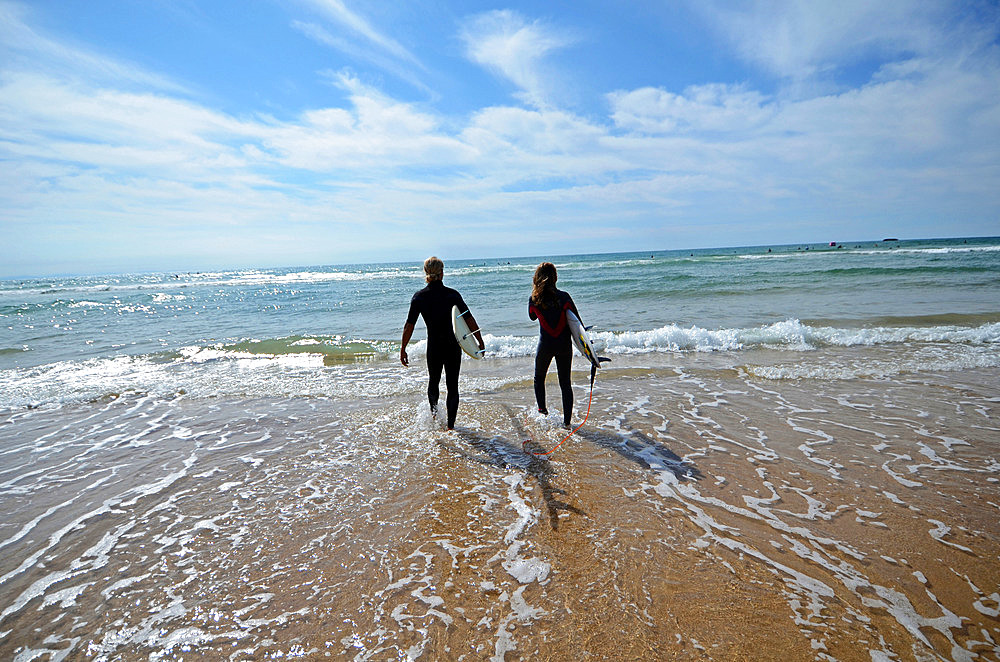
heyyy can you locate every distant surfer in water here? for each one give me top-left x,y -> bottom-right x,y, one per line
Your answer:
529,262 -> 582,428
401,257 -> 484,430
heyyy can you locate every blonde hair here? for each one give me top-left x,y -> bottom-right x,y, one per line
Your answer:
424,256 -> 444,283
531,262 -> 558,309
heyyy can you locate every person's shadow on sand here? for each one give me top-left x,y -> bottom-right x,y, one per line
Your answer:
436,408 -> 587,531
574,427 -> 703,482
438,409 -> 702,529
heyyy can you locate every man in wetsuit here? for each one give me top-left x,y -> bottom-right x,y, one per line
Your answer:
400,257 -> 484,430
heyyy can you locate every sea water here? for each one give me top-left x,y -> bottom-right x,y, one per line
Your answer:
2,237 -> 998,406
1,237 -> 999,660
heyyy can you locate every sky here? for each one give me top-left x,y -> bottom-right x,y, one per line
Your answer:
1,0 -> 999,277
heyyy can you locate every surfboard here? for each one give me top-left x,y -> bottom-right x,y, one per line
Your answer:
566,310 -> 600,368
452,305 -> 483,359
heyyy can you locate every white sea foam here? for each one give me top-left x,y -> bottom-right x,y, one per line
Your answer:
642,434 -> 983,659
731,243 -> 1000,259
589,320 -> 1000,356
0,349 -> 416,409
2,318 -> 997,409
150,293 -> 186,302
482,320 -> 1000,360
0,339 -> 537,410
192,268 -> 424,287
852,245 -> 1000,256
482,334 -> 538,358
176,345 -> 324,367
746,345 -> 1000,381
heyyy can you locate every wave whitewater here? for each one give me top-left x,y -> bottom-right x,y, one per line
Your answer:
2,319 -> 997,411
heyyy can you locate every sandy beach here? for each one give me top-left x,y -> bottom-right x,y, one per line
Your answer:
2,349 -> 997,661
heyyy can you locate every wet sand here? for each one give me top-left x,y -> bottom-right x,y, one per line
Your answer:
1,360 -> 998,660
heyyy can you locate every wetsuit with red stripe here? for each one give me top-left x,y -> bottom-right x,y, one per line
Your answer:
528,290 -> 581,426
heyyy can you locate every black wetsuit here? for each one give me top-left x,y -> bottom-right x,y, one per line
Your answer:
528,290 -> 580,426
406,281 -> 469,428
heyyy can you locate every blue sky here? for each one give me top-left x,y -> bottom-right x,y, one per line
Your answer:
1,0 -> 998,276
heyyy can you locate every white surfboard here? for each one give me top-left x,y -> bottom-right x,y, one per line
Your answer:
566,310 -> 599,368
452,305 -> 483,359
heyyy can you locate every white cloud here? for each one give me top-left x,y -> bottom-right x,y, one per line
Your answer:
5,43 -> 998,267
292,2 -> 433,95
460,10 -> 576,108
608,84 -> 774,134
259,72 -> 473,170
0,1 -> 187,93
0,72 -> 260,177
299,0 -> 420,65
696,0 -> 976,81
291,20 -> 431,95
601,51 -> 1000,201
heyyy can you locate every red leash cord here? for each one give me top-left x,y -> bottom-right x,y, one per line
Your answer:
522,379 -> 595,456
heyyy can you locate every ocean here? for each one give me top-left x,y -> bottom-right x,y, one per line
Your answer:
1,237 -> 998,660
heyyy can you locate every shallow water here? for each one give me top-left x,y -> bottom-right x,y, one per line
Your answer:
1,354 -> 997,660
2,238 -> 998,659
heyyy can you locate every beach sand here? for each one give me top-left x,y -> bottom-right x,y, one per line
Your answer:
1,358 -> 998,660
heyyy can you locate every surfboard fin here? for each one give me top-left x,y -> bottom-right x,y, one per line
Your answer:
598,356 -> 611,364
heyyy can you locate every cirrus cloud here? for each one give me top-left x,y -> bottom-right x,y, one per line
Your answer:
459,9 -> 577,109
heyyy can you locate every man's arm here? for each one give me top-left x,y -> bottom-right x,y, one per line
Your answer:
465,314 -> 485,352
400,322 -> 415,366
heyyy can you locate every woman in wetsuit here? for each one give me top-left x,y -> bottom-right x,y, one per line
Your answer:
528,262 -> 582,428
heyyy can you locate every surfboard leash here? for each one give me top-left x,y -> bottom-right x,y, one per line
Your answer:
522,362 -> 599,457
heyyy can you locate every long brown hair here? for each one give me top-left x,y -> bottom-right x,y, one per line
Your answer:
531,262 -> 558,309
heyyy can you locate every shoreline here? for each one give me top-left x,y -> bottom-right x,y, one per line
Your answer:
5,334 -> 1000,415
